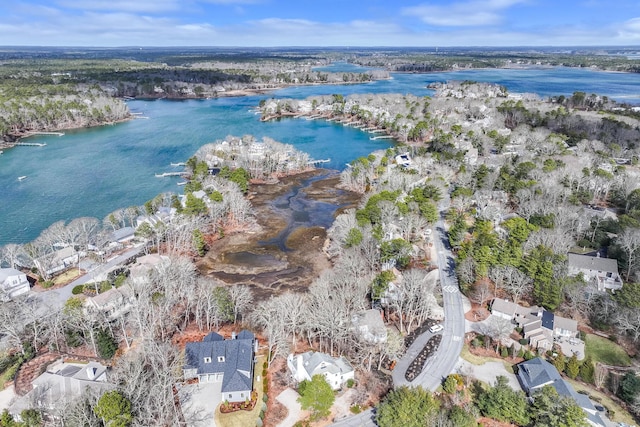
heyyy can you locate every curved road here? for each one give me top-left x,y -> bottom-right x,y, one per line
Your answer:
333,200 -> 466,426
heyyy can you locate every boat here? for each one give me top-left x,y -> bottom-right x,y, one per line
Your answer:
18,176 -> 27,181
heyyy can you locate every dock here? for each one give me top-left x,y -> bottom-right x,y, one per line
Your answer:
370,135 -> 395,140
15,142 -> 47,147
308,158 -> 331,165
155,172 -> 187,177
170,162 -> 186,167
28,132 -> 64,136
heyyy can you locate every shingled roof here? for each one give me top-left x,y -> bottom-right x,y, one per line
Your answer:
184,330 -> 255,393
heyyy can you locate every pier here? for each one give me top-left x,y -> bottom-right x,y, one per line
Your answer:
170,162 -> 186,167
370,135 -> 395,140
27,132 -> 64,136
155,172 -> 187,177
308,158 -> 331,165
15,142 -> 47,147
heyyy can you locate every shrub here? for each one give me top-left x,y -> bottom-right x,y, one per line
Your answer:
255,418 -> 263,427
40,280 -> 54,289
95,329 -> 118,359
262,394 -> 268,403
519,339 -> 529,345
72,284 -> 85,295
346,378 -> 355,388
350,404 -> 362,414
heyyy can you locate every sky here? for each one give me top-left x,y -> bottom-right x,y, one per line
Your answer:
2,0 -> 640,47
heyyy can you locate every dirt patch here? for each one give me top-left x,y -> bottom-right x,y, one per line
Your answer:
465,302 -> 491,322
197,169 -> 360,300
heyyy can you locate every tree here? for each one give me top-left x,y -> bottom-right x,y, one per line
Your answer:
192,229 -> 206,256
442,374 -> 458,394
579,355 -> 595,384
618,371 -> 640,403
530,386 -> 588,427
94,390 -> 132,427
565,354 -> 580,380
297,375 -> 335,421
617,228 -> 640,280
95,328 -> 118,359
183,193 -> 208,216
376,386 -> 439,427
474,376 -> 530,425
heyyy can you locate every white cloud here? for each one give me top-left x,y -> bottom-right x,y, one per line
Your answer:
402,0 -> 527,27
55,0 -> 181,13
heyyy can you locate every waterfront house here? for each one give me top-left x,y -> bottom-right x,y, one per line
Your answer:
516,357 -> 608,426
0,268 -> 30,300
183,330 -> 256,403
34,246 -> 78,277
567,252 -> 623,292
128,254 -> 170,285
287,351 -> 355,390
110,227 -> 135,244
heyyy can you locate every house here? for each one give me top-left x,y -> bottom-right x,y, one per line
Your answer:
567,253 -> 623,292
0,268 -> 30,299
183,330 -> 257,403
490,299 -> 582,357
351,309 -> 387,343
10,360 -> 110,417
128,254 -> 170,285
287,351 -> 355,390
110,227 -> 135,244
34,246 -> 78,277
516,357 -> 608,427
84,285 -> 135,321
394,154 -> 412,169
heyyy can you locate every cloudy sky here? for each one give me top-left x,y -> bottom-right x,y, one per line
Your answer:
3,0 -> 640,47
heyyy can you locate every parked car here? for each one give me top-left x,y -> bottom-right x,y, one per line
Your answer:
429,324 -> 444,333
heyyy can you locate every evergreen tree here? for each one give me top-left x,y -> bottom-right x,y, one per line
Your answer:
376,386 -> 439,427
565,354 -> 580,380
579,356 -> 595,384
94,390 -> 132,427
530,386 -> 588,427
474,376 -> 530,425
297,375 -> 335,421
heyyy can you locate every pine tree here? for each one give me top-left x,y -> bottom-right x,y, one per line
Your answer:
565,354 -> 580,380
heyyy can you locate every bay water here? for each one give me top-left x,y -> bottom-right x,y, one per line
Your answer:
1,65 -> 639,244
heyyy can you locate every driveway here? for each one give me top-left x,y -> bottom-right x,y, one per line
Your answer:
178,381 -> 222,427
276,388 -> 305,427
455,358 -> 520,390
0,385 -> 15,412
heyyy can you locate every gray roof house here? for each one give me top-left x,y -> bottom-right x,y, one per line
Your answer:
10,360 -> 110,417
34,246 -> 78,277
287,351 -> 355,390
351,309 -> 387,343
0,268 -> 30,300
84,284 -> 135,321
567,253 -> 623,292
491,299 -> 583,358
184,330 -> 256,403
516,357 -> 608,427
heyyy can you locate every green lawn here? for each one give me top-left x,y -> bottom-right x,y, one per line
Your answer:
584,334 -> 631,367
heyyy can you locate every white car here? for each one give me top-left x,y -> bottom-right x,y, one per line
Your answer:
429,324 -> 444,333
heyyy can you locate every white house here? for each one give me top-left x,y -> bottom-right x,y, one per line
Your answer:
0,268 -> 30,299
10,360 -> 110,417
567,253 -> 623,292
287,351 -> 355,390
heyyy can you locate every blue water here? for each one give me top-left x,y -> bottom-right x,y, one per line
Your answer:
2,66 -> 640,244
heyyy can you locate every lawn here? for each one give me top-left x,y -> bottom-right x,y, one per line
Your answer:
567,378 -> 636,426
215,355 -> 265,427
460,344 -> 514,373
584,334 -> 631,367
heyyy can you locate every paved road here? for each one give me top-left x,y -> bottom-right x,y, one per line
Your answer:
333,199 -> 466,427
34,245 -> 144,312
391,199 -> 465,391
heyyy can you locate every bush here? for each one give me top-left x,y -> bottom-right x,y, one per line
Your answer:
346,378 -> 355,388
350,404 -> 362,414
262,394 -> 268,403
519,339 -> 529,345
71,284 -> 85,295
263,381 -> 268,394
40,280 -> 54,289
95,329 -> 118,359
255,418 -> 263,427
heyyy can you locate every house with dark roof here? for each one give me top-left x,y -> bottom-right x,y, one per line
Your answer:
183,330 -> 257,403
567,252 -> 623,292
516,357 -> 608,427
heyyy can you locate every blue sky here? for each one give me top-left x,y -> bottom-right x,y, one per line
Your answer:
2,0 -> 640,46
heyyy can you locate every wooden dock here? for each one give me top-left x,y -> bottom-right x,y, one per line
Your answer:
155,172 -> 187,177
15,142 -> 47,147
308,158 -> 331,165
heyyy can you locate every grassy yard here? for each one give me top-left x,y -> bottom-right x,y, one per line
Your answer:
215,355 -> 265,427
460,344 -> 514,373
567,378 -> 636,426
584,334 -> 631,367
